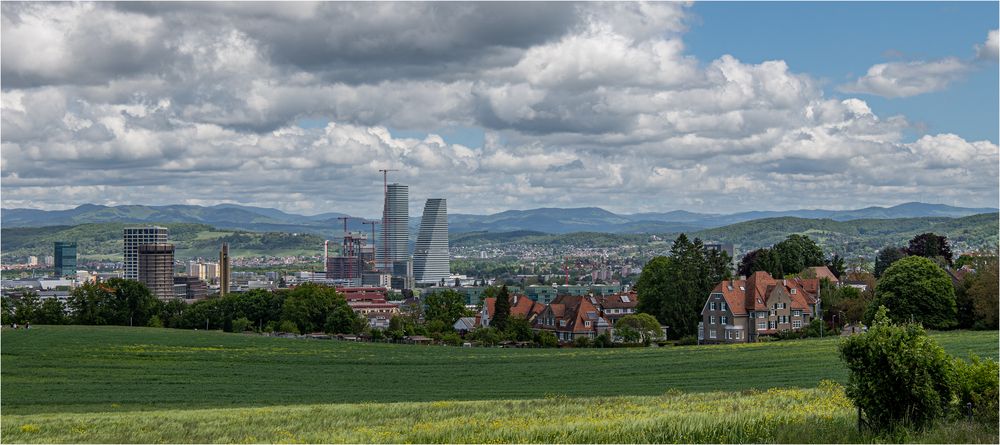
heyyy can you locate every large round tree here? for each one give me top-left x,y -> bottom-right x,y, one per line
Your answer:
867,256 -> 957,329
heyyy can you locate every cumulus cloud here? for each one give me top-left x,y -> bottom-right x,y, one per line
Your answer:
839,58 -> 971,98
977,29 -> 999,61
1,1 -> 997,215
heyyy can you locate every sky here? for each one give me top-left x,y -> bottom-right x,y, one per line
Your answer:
2,1 -> 998,217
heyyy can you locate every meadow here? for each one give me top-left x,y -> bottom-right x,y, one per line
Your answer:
1,326 -> 997,443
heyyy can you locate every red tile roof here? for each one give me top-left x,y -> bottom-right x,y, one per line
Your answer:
705,271 -> 819,317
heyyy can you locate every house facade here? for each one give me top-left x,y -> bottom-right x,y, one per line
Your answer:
533,295 -> 611,343
699,271 -> 821,344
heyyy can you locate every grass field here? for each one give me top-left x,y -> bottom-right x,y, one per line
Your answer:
1,326 -> 997,443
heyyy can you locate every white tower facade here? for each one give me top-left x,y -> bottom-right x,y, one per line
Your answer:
382,183 -> 409,266
413,198 -> 449,284
123,226 -> 168,280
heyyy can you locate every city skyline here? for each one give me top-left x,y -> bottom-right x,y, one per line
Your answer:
2,2 -> 998,216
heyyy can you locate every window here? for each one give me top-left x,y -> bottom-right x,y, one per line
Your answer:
721,302 -> 727,311
621,295 -> 630,303
768,321 -> 776,329
710,302 -> 716,311
757,321 -> 766,330
726,330 -> 732,339
709,330 -> 717,339
757,312 -> 765,319
793,310 -> 802,317
584,321 -> 591,327
559,320 -> 566,327
710,316 -> 716,325
793,320 -> 802,329
721,316 -> 728,325
735,331 -> 742,340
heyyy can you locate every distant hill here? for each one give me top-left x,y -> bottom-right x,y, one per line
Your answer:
3,202 -> 996,235
448,213 -> 999,258
1,223 -> 325,261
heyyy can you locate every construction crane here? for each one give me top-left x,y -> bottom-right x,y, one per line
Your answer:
378,168 -> 399,271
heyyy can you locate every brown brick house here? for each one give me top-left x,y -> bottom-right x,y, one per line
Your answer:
534,295 -> 611,343
699,271 -> 822,344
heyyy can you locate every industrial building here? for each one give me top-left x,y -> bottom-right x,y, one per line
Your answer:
138,243 -> 175,300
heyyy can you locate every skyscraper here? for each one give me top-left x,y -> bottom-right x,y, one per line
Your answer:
413,198 -> 449,284
381,183 -> 409,267
123,227 -> 168,280
138,243 -> 175,300
219,243 -> 231,296
54,241 -> 77,277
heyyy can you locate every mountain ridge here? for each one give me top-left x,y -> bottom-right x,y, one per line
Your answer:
3,202 -> 996,235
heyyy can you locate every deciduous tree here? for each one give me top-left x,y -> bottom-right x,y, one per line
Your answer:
867,256 -> 957,329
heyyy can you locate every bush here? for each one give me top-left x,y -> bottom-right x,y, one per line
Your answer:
370,329 -> 385,341
952,355 -> 999,422
468,327 -> 501,346
593,333 -> 613,348
535,331 -> 558,348
277,320 -> 300,334
232,317 -> 252,333
263,320 -> 276,333
839,306 -> 954,431
573,336 -> 592,348
147,315 -> 163,328
675,335 -> 697,346
441,332 -> 463,346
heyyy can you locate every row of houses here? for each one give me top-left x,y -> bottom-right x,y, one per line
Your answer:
698,266 -> 836,344
466,292 -> 640,343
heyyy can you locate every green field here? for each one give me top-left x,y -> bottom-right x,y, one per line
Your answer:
1,326 -> 997,443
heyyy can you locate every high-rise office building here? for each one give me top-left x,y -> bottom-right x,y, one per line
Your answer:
413,198 -> 449,284
381,183 -> 409,267
219,243 -> 231,296
123,227 -> 168,280
138,243 -> 175,300
54,242 -> 77,277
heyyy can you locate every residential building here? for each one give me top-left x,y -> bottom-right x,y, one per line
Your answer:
28,256 -> 38,266
123,227 -> 168,280
533,295 -> 611,343
595,292 -> 638,324
699,271 -> 821,344
480,294 -> 546,327
54,242 -> 77,277
413,198 -> 449,284
138,243 -> 175,300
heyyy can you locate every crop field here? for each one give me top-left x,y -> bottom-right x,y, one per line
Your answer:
1,326 -> 997,443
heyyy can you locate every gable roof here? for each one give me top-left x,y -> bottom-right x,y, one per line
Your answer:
704,271 -> 819,317
805,266 -> 839,283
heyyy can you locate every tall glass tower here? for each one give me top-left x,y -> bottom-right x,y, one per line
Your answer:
381,183 -> 409,267
413,198 -> 449,284
54,241 -> 77,277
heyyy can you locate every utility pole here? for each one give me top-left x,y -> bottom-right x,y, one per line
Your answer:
378,169 -> 398,272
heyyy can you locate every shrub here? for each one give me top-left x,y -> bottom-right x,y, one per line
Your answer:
952,355 -> 999,422
675,335 -> 697,346
839,306 -> 954,431
277,320 -> 300,334
468,327 -> 501,346
535,331 -> 558,348
263,320 -> 276,333
370,329 -> 385,341
440,332 -> 463,346
573,336 -> 592,348
147,315 -> 163,328
232,317 -> 252,333
593,333 -> 613,348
